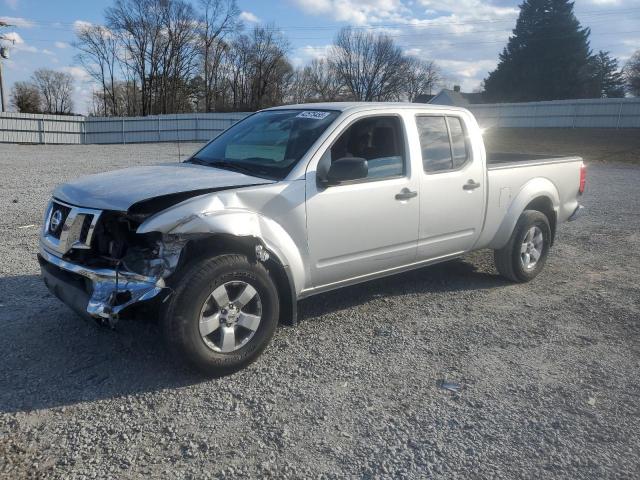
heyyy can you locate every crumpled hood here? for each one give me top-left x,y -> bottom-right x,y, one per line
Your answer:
53,163 -> 275,211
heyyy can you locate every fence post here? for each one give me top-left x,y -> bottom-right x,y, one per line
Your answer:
38,118 -> 44,144
122,118 -> 125,144
81,118 -> 86,145
195,114 -> 199,142
158,116 -> 161,142
616,101 -> 623,129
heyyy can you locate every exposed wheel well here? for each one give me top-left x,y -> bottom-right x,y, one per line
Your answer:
524,197 -> 556,245
172,234 -> 297,326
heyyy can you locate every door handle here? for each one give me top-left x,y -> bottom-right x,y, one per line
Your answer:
463,179 -> 481,191
395,188 -> 418,200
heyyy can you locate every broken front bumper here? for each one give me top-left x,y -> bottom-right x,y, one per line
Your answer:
38,246 -> 167,323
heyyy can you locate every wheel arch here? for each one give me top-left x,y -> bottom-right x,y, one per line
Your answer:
488,177 -> 559,250
177,233 -> 298,325
139,209 -> 305,326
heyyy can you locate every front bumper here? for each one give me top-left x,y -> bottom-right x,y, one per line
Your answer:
38,246 -> 166,323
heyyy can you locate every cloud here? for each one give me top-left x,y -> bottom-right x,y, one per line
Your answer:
291,0 -> 408,25
54,41 -> 69,49
585,0 -> 621,4
1,31 -> 23,44
0,16 -> 35,28
42,49 -> 55,56
73,20 -> 93,33
60,66 -> 90,83
239,11 -> 260,23
291,44 -> 333,67
437,59 -> 497,80
1,31 -> 38,53
4,0 -> 19,10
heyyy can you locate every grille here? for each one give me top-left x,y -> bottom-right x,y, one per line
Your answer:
48,202 -> 71,239
79,215 -> 94,244
42,200 -> 102,256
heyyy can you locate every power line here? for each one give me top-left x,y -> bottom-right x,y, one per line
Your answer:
8,6 -> 640,31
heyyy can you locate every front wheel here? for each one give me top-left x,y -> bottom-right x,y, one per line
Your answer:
494,210 -> 551,283
162,254 -> 279,376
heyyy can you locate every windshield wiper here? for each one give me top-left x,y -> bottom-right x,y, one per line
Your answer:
186,157 -> 277,180
208,160 -> 277,180
185,156 -> 212,166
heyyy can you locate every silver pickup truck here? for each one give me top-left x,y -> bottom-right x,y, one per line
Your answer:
39,103 -> 585,374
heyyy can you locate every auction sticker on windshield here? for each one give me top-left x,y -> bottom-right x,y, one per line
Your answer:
296,111 -> 332,120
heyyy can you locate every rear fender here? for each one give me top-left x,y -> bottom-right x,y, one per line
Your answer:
488,177 -> 559,250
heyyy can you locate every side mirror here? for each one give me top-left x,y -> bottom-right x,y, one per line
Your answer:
322,157 -> 368,186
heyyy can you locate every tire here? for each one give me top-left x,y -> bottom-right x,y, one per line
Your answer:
494,210 -> 551,283
161,254 -> 279,376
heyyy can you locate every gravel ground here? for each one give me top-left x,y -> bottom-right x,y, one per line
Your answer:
1,139 -> 639,479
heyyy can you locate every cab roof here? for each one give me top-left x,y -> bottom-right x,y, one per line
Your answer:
264,102 -> 470,114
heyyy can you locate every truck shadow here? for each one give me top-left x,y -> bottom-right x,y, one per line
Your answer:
298,254 -> 508,321
0,254 -> 506,413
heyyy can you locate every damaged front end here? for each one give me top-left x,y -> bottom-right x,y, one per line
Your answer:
39,199 -> 187,327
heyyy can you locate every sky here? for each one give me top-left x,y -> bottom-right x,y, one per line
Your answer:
1,0 -> 639,114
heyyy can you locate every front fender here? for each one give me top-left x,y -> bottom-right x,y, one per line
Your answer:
137,195 -> 306,296
488,177 -> 560,250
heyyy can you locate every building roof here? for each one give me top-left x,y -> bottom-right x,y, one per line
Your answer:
429,89 -> 485,107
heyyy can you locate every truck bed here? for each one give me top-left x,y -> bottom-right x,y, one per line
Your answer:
487,152 -> 580,169
475,152 -> 583,249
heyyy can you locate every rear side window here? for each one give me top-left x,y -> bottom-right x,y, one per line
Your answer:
416,115 -> 469,172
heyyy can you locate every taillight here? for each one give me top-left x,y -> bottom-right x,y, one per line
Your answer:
579,164 -> 586,195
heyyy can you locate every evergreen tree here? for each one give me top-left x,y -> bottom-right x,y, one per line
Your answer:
587,51 -> 625,98
484,0 -> 593,102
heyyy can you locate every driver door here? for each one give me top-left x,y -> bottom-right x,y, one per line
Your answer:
305,113 -> 420,289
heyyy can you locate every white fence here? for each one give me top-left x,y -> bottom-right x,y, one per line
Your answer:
0,112 -> 85,144
1,98 -> 639,144
0,112 -> 250,145
468,97 -> 640,129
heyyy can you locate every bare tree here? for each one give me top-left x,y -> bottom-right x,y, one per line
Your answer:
404,58 -> 441,102
106,0 -> 165,116
246,25 -> 291,110
306,58 -> 345,101
330,28 -> 408,101
288,58 -> 346,103
157,0 -> 200,113
625,50 -> 640,96
224,26 -> 291,110
74,24 -> 119,116
31,69 -> 74,114
198,0 -> 240,111
10,81 -> 42,113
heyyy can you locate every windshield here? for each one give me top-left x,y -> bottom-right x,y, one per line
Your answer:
189,109 -> 340,180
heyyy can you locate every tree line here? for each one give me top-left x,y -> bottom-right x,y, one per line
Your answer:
8,0 -> 640,115
11,0 -> 441,116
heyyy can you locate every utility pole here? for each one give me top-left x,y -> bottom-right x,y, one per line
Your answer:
0,20 -> 14,113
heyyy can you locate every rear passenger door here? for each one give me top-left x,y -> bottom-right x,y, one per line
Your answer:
415,114 -> 485,260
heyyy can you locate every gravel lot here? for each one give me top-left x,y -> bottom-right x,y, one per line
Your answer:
1,138 -> 639,479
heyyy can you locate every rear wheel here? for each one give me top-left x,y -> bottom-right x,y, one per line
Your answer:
494,210 -> 551,283
162,254 -> 279,376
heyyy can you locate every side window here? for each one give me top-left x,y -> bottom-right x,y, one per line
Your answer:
326,116 -> 405,181
416,116 -> 452,172
417,115 -> 470,173
447,117 -> 469,168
